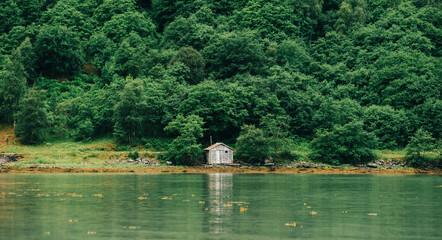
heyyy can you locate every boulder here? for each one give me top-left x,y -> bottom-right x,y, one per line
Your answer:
367,163 -> 378,168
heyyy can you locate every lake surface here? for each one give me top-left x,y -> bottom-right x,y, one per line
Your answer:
0,174 -> 441,240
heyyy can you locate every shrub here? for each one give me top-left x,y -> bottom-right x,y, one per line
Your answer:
406,128 -> 436,168
235,125 -> 270,164
128,151 -> 139,159
115,145 -> 129,151
310,121 -> 377,165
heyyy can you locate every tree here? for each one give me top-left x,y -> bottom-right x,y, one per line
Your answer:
101,11 -> 157,44
162,15 -> 214,50
15,88 -> 49,145
0,51 -> 27,123
260,114 -> 291,158
113,77 -> 147,143
14,38 -> 36,82
406,128 -> 435,167
235,125 -> 270,164
34,25 -> 84,76
310,121 -> 378,165
0,0 -> 23,34
163,115 -> 205,165
171,47 -> 205,84
202,30 -> 266,79
233,0 -> 299,40
363,105 -> 411,148
313,98 -> 363,131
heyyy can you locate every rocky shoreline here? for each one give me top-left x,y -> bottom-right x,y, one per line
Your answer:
0,165 -> 440,175
0,153 -> 22,166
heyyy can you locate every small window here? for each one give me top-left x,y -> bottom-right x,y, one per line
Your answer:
225,151 -> 228,153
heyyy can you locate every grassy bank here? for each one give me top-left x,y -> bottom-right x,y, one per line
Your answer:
1,125 -> 440,171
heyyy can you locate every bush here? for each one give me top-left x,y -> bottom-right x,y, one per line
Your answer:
115,145 -> 129,151
128,151 -> 139,159
406,128 -> 436,168
163,115 -> 204,165
310,121 -> 377,165
235,125 -> 270,164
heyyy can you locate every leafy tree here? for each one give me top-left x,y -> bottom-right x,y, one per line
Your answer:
162,14 -> 214,51
15,88 -> 49,145
0,52 -> 27,123
260,114 -> 291,158
233,0 -> 299,40
335,0 -> 366,32
202,30 -> 266,79
163,115 -> 205,165
276,39 -> 311,71
113,33 -> 150,77
313,98 -> 363,131
34,25 -> 84,76
0,0 -> 23,34
113,77 -> 147,143
179,81 -> 250,138
101,11 -> 157,44
75,118 -> 94,141
171,47 -> 205,84
14,38 -> 36,81
84,33 -> 115,73
235,125 -> 270,164
363,105 -> 411,148
412,99 -> 442,139
93,0 -> 137,23
40,0 -> 88,37
310,121 -> 378,165
406,128 -> 436,167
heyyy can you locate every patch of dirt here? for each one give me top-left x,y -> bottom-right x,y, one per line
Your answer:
0,125 -> 18,151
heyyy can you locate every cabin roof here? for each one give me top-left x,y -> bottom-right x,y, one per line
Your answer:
204,142 -> 234,151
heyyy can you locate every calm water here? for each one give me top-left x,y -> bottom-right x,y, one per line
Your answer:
0,174 -> 441,240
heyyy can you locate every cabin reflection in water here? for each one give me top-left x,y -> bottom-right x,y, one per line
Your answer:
204,173 -> 233,234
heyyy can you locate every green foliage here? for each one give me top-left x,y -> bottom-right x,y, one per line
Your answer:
310,121 -> 378,165
15,88 -> 49,145
163,115 -> 204,165
171,47 -> 205,84
113,76 -> 147,143
363,105 -> 411,148
233,0 -> 299,40
35,25 -> 84,76
0,0 -> 23,34
0,52 -> 27,122
235,125 -> 270,164
101,11 -> 157,44
128,151 -> 139,159
406,128 -> 435,167
202,30 -> 266,79
260,114 -> 292,159
0,0 -> 439,168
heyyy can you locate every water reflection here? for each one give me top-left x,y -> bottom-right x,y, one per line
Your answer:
205,173 -> 233,235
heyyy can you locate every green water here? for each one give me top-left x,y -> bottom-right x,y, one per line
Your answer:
0,174 -> 441,240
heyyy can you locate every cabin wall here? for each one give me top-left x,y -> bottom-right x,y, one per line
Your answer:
207,145 -> 233,164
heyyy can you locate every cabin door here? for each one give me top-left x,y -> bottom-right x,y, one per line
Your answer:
215,150 -> 221,163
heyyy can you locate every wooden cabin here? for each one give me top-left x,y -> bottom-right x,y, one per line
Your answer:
204,143 -> 234,164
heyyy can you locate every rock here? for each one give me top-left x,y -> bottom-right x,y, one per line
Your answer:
367,163 -> 378,168
166,161 -> 173,165
0,153 -> 21,165
30,164 -> 39,168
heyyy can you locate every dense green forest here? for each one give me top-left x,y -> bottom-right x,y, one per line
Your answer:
0,0 -> 440,166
